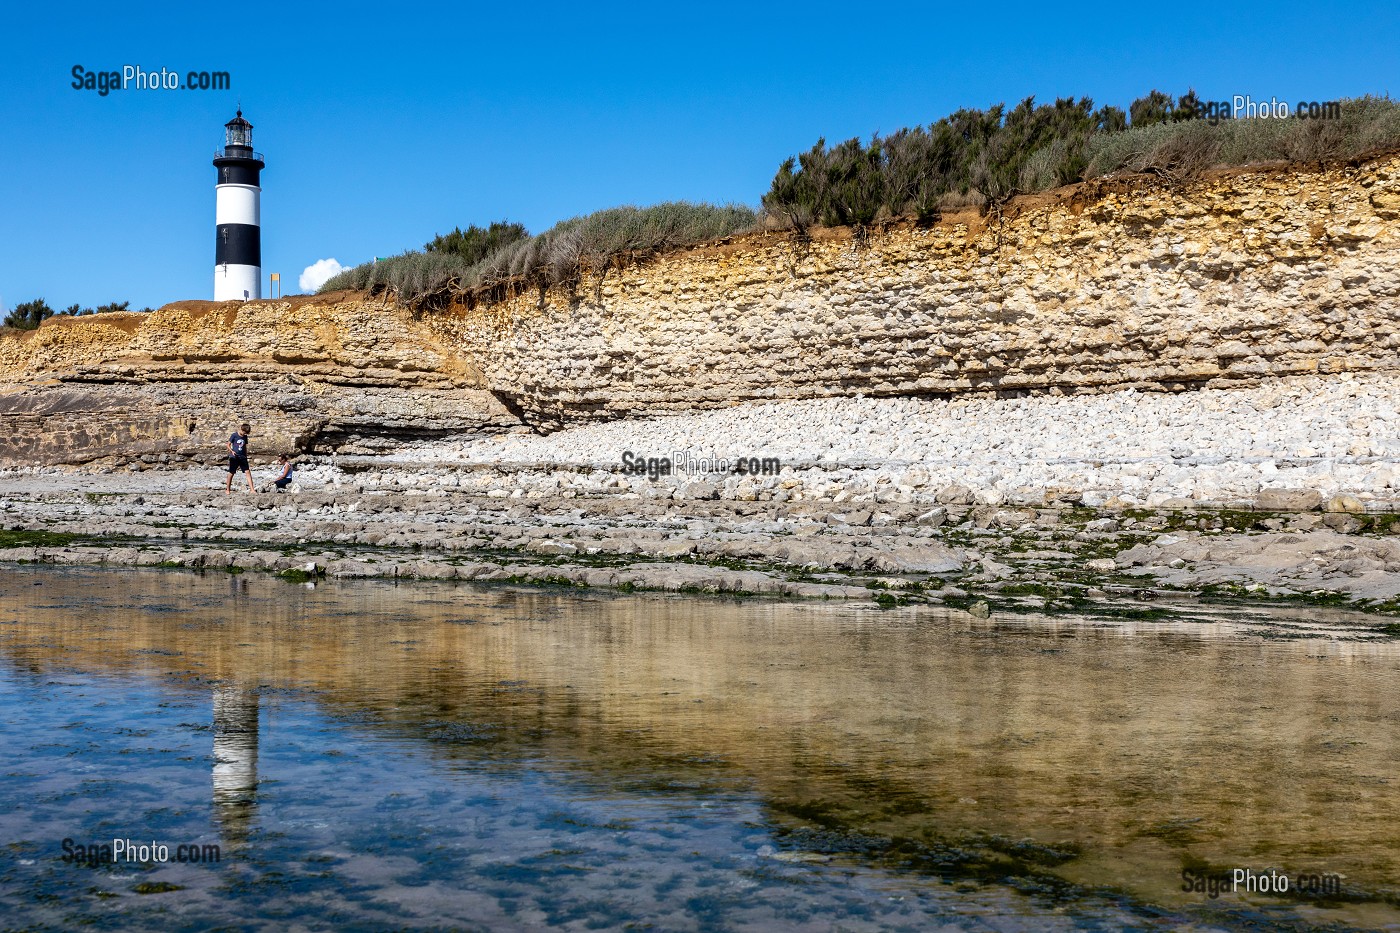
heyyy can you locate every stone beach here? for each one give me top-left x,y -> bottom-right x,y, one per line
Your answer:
383,371 -> 1400,508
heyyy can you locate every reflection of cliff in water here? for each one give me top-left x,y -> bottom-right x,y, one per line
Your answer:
1,567 -> 1398,920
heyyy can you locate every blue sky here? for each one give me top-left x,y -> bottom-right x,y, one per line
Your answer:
1,1 -> 1396,312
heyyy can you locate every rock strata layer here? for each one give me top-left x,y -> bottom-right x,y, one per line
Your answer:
436,155 -> 1400,428
0,295 -> 515,463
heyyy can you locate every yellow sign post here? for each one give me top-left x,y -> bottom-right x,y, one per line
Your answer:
270,272 -> 281,299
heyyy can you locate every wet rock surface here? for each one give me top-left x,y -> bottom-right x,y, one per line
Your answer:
3,459 -> 1398,619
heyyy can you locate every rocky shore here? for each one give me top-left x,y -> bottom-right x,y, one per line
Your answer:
4,373 -> 1398,624
2,155 -> 1397,626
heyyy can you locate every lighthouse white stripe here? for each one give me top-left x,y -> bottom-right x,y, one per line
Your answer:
214,263 -> 261,302
215,185 -> 261,227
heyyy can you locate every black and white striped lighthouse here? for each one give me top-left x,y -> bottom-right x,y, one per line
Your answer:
212,110 -> 264,301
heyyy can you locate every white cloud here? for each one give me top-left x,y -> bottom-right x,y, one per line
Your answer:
299,258 -> 346,293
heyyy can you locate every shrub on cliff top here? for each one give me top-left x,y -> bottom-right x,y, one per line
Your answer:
762,93 -> 1400,228
319,249 -> 472,298
3,299 -> 55,330
425,221 -> 530,265
1085,95 -> 1400,179
320,201 -> 756,304
763,95 -> 1136,228
1,298 -> 148,331
474,202 -> 757,287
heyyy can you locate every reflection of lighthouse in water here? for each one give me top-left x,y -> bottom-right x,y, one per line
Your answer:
212,683 -> 260,847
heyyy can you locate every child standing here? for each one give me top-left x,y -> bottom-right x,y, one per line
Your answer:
225,423 -> 255,494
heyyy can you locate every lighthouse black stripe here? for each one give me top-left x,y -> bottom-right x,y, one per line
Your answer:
215,224 -> 261,267
215,163 -> 262,186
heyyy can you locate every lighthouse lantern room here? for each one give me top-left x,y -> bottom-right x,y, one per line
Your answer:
213,110 -> 264,301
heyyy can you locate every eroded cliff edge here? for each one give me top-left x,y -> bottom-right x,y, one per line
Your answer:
0,295 -> 516,464
2,153 -> 1398,465
435,155 -> 1400,428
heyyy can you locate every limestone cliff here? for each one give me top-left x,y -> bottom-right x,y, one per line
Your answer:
2,153 -> 1398,464
0,295 -> 514,464
434,154 -> 1400,428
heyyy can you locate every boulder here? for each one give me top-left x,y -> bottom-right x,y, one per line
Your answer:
915,507 -> 948,528
935,484 -> 975,505
1323,513 -> 1364,534
1255,488 -> 1323,512
865,543 -> 963,574
1325,494 -> 1365,514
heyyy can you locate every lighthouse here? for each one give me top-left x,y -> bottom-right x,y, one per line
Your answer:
212,110 -> 264,301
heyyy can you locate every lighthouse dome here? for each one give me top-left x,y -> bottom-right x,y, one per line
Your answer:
224,110 -> 253,149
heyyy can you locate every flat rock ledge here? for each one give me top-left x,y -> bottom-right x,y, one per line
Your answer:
3,472 -> 1399,629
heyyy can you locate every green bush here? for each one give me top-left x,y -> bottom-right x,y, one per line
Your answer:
321,202 -> 756,305
320,249 -> 474,299
92,300 -> 139,315
1,298 -> 147,330
762,93 -> 1400,228
425,221 -> 530,265
1129,89 -> 1176,127
1084,96 -> 1400,180
763,96 -> 1108,225
3,299 -> 54,330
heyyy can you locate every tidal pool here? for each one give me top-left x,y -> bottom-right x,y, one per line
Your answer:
0,566 -> 1396,931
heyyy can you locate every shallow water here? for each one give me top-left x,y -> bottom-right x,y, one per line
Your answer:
0,567 -> 1396,931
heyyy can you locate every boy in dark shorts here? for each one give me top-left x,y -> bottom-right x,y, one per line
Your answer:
225,423 -> 256,494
